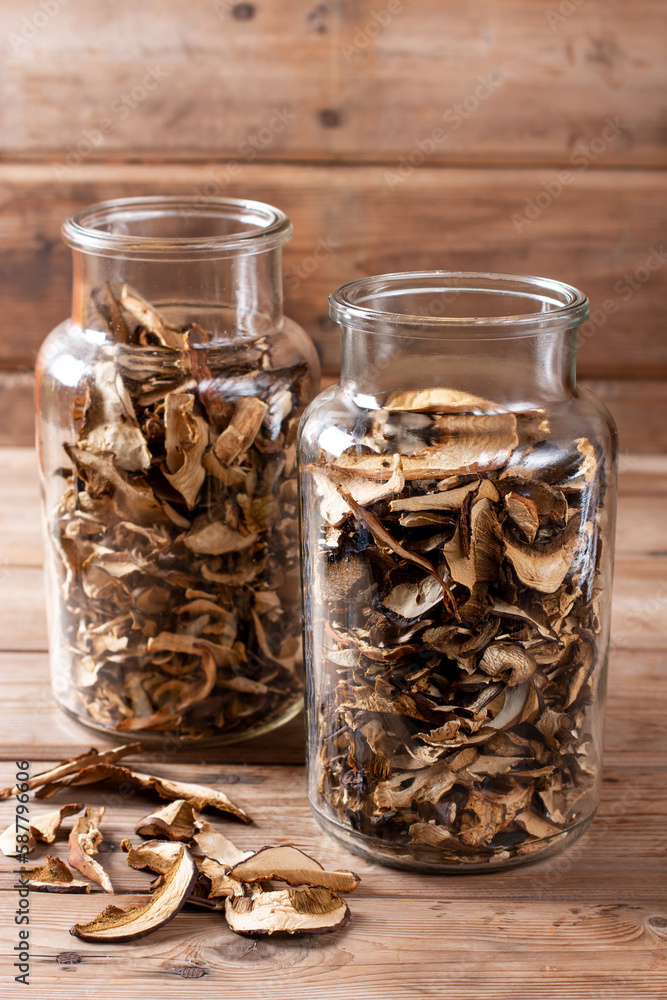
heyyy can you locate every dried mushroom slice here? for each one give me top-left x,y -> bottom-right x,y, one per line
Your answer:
226,845 -> 360,893
68,807 -> 113,894
225,886 -> 350,936
0,744 -> 142,800
39,763 -> 250,823
71,845 -> 198,942
134,799 -> 200,841
190,822 -> 253,866
0,822 -> 36,857
21,856 -> 91,893
122,837 -> 185,874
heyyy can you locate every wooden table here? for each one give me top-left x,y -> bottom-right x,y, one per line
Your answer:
1,447 -> 666,999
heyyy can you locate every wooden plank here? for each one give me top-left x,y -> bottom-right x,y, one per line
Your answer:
3,375 -> 667,453
1,163 -> 667,377
0,901 -> 664,1000
0,647 -> 664,766
0,762 -> 665,903
0,0 -> 664,166
0,762 -> 665,1000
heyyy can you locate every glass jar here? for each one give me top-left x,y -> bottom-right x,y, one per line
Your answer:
36,195 -> 319,745
298,271 -> 617,872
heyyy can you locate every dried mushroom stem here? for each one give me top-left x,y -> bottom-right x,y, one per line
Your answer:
50,283 -> 311,740
309,387 -> 606,865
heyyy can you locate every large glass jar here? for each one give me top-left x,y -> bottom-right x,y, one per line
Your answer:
298,272 -> 617,871
36,196 -> 319,745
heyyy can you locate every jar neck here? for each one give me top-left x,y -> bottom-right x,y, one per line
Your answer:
72,246 -> 285,343
339,325 -> 578,409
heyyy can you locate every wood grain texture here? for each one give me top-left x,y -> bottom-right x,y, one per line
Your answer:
0,449 -> 665,998
1,163 -> 666,377
0,0 -> 665,167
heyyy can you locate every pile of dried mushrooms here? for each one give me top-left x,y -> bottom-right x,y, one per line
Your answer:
306,387 -> 607,866
1,747 -> 359,938
48,284 -> 312,740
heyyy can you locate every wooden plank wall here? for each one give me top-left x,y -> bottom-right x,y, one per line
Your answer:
0,0 -> 665,448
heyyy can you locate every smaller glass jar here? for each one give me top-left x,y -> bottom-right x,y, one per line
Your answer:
36,196 -> 319,745
298,272 -> 617,872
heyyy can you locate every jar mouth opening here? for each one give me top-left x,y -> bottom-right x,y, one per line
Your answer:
62,195 -> 292,259
329,271 -> 589,338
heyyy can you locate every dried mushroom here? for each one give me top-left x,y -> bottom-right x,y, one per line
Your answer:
36,763 -> 250,823
46,283 -> 313,740
21,856 -> 91,893
305,385 -> 607,866
28,804 -> 85,845
225,845 -> 360,892
0,744 -> 142,800
68,807 -> 113,893
225,886 -> 350,936
135,799 -> 200,841
71,845 -> 198,942
2,803 -> 85,857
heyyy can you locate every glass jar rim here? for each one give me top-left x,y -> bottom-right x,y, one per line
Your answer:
329,271 -> 589,338
62,195 -> 292,259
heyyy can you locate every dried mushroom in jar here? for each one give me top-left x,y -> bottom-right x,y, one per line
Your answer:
49,285 -> 312,741
306,389 -> 608,866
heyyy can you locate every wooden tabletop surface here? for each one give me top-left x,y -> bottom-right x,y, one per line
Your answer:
1,447 -> 666,999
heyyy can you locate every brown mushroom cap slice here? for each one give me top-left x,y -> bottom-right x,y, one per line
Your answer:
0,823 -> 36,857
68,807 -> 113,894
21,856 -> 91,893
503,514 -> 582,594
384,388 -> 506,414
504,492 -> 540,543
225,886 -> 350,936
226,845 -> 360,893
190,822 -> 253,866
0,743 -> 143,800
71,845 -> 198,942
479,644 -> 537,686
134,799 -> 200,842
29,803 -> 85,844
122,838 -> 185,874
37,764 -> 250,823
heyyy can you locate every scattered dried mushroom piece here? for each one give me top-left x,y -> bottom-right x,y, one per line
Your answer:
1,803 -> 84,858
225,886 -> 350,936
68,807 -> 113,894
71,845 -> 199,942
0,744 -> 142,800
48,283 -> 311,740
21,856 -> 92,893
37,762 -> 250,823
307,386 -> 607,865
225,845 -> 360,893
135,799 -> 200,841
